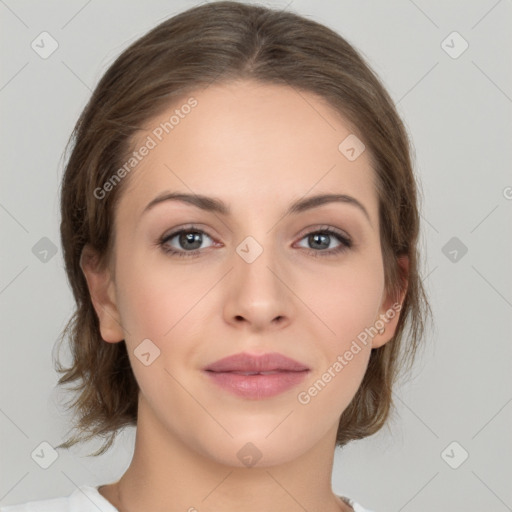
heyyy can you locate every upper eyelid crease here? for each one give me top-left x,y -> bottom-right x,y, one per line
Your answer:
142,192 -> 372,229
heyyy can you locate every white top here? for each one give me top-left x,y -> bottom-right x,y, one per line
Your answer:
0,485 -> 375,512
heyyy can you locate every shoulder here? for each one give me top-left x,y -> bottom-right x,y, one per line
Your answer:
0,494 -> 68,512
351,502 -> 376,512
339,494 -> 376,512
0,485 -> 118,512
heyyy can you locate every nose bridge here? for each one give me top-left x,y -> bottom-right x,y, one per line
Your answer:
234,231 -> 281,291
226,230 -> 291,325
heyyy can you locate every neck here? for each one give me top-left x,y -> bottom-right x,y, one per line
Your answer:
103,396 -> 350,512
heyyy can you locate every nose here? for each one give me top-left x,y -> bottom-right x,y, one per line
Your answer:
222,238 -> 293,332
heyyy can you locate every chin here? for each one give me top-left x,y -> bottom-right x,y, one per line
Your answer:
188,421 -> 318,469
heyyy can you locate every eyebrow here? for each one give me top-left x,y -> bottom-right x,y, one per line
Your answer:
142,191 -> 372,226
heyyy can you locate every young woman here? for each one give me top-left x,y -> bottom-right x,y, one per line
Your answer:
1,2 -> 430,511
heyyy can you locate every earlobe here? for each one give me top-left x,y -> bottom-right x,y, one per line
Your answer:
80,244 -> 124,343
371,254 -> 409,349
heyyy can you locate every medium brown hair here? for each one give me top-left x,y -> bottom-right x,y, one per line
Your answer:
54,0 -> 431,456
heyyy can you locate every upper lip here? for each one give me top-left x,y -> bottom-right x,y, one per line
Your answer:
204,352 -> 310,373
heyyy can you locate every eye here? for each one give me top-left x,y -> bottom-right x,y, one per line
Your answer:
157,224 -> 352,259
295,226 -> 352,257
158,225 -> 215,258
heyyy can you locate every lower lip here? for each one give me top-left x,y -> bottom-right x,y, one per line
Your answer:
204,370 -> 310,399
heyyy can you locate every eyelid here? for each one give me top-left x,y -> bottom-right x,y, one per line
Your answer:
159,224 -> 217,246
157,222 -> 353,258
296,224 -> 351,243
159,223 -> 351,245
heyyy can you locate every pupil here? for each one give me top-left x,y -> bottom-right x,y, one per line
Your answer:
176,232 -> 331,252
181,232 -> 201,250
311,233 -> 328,250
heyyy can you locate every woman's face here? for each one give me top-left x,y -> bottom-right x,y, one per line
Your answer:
96,79 -> 401,467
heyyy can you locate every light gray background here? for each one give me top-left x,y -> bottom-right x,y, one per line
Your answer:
1,1 -> 511,511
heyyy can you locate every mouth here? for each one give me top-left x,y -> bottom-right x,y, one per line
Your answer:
203,352 -> 310,400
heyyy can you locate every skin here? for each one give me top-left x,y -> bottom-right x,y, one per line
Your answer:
81,79 -> 407,512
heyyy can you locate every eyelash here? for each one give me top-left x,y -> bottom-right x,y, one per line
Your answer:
157,224 -> 353,259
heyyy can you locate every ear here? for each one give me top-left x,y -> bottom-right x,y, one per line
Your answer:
371,254 -> 408,349
79,244 -> 124,343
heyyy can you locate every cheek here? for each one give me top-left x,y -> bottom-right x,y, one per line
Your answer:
307,251 -> 385,348
115,252 -> 207,340
114,255 -> 214,394
114,260 -> 201,406
297,252 -> 384,407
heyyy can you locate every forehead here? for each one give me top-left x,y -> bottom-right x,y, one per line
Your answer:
117,79 -> 377,223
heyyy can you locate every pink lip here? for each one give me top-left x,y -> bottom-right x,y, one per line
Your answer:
203,352 -> 310,400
